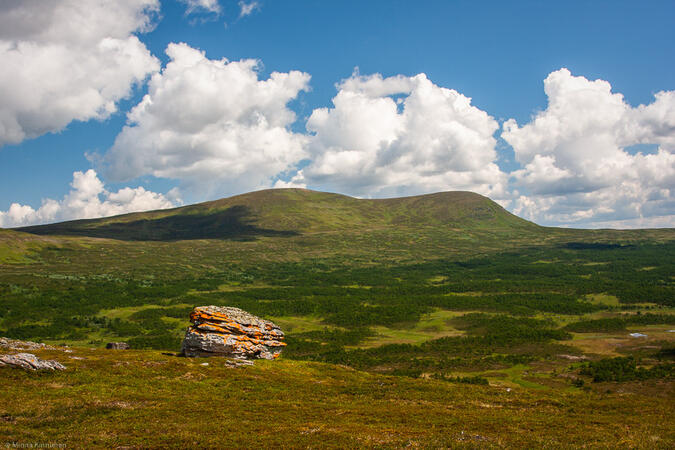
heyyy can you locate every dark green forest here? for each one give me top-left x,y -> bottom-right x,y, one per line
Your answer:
2,239 -> 673,380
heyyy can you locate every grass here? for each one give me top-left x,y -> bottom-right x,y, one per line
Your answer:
97,304 -> 193,321
0,230 -> 49,264
267,315 -> 331,334
585,293 -> 621,307
1,346 -> 674,448
358,309 -> 466,348
486,364 -> 550,390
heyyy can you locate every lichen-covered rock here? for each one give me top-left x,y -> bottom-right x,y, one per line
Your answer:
0,353 -> 66,371
181,306 -> 285,360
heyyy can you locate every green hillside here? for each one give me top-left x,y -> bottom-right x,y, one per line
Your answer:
0,229 -> 60,264
15,188 -> 537,240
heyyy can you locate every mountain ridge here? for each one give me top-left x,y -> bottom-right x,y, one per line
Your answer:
13,188 -> 538,241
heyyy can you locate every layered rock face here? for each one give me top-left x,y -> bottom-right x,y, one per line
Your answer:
181,306 -> 285,360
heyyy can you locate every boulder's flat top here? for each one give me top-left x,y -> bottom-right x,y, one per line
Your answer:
192,305 -> 282,331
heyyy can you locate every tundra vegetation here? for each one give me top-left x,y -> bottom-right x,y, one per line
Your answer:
1,189 -> 673,447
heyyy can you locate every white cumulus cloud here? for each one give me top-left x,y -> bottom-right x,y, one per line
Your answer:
32,63 -> 668,230
292,71 -> 506,198
0,0 -> 160,147
0,170 -> 176,228
181,0 -> 221,16
101,42 -> 310,199
238,1 -> 260,18
503,68 -> 675,227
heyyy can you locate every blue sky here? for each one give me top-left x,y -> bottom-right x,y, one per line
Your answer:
1,0 -> 674,228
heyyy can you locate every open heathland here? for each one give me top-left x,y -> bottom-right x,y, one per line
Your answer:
1,189 -> 674,446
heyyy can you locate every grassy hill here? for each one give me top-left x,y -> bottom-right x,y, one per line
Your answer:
0,229 -> 63,264
15,189 -> 537,240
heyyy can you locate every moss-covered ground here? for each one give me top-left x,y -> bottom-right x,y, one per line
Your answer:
1,347 -> 673,448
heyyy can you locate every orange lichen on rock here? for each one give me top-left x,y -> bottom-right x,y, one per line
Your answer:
181,306 -> 285,360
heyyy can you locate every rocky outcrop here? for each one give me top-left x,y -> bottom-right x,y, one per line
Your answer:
0,353 -> 66,371
0,337 -> 58,351
106,342 -> 130,350
181,306 -> 285,360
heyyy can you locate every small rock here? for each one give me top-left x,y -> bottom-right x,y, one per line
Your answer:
0,353 -> 66,371
224,358 -> 254,368
106,342 -> 130,350
457,431 -> 489,442
629,333 -> 647,338
200,362 -> 209,366
557,354 -> 588,361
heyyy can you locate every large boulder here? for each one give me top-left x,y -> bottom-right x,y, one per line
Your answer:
0,353 -> 66,371
181,306 -> 285,360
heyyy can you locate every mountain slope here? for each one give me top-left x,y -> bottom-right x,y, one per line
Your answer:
0,229 -> 62,263
14,189 -> 538,241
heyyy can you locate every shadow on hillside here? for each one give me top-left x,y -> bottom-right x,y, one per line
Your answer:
561,242 -> 629,250
18,205 -> 299,242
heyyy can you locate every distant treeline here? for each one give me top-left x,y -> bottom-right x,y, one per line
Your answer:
579,357 -> 675,382
565,314 -> 675,333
